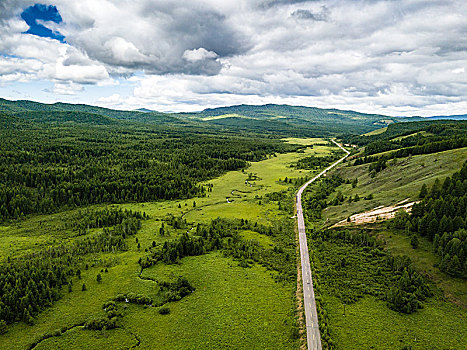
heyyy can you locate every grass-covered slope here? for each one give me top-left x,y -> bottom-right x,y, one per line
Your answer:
325,147 -> 467,224
302,145 -> 467,350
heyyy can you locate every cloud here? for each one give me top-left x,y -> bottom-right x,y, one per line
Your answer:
259,0 -> 321,10
183,48 -> 218,62
57,0 -> 249,75
53,81 -> 83,95
0,0 -> 465,116
291,7 -> 329,21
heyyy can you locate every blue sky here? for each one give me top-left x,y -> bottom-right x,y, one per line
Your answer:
21,4 -> 65,42
0,0 -> 466,116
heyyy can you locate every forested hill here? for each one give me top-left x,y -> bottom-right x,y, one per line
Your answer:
345,120 -> 467,172
2,98 -> 465,135
0,98 -> 184,125
0,98 -> 397,135
179,104 -> 400,134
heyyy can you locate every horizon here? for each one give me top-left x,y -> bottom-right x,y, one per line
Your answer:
0,1 -> 466,116
3,96 -> 467,119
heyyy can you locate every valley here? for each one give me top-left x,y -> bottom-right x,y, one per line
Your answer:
0,99 -> 466,350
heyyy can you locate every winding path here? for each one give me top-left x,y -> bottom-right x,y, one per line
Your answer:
296,140 -> 350,350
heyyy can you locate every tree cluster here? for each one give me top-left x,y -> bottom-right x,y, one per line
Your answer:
0,123 -> 296,222
386,256 -> 432,313
404,162 -> 467,278
303,175 -> 344,219
295,151 -> 343,170
0,215 -> 143,328
159,276 -> 195,302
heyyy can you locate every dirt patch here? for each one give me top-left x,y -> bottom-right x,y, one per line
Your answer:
332,198 -> 418,227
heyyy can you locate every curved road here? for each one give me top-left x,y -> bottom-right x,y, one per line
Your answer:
296,140 -> 350,350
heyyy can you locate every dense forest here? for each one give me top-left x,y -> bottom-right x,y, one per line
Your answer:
0,118 -> 298,222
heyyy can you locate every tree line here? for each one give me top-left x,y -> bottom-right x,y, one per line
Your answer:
0,123 -> 298,221
395,161 -> 467,278
0,212 -> 145,327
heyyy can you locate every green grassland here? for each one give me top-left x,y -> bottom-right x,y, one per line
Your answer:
326,295 -> 465,350
240,230 -> 274,249
363,127 -> 387,136
306,146 -> 467,349
0,138 -> 338,350
325,147 -> 467,224
391,130 -> 433,141
309,225 -> 467,350
200,113 -> 251,121
135,252 -> 294,350
381,227 -> 467,307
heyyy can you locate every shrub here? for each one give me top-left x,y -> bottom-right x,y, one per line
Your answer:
158,307 -> 170,315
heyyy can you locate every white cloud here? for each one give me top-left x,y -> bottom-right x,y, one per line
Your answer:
0,0 -> 465,116
183,48 -> 218,62
53,81 -> 84,95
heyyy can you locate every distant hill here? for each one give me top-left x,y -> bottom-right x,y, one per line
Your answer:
12,110 -> 118,125
0,98 -> 185,126
135,108 -> 154,113
426,114 -> 467,120
177,104 -> 405,134
0,98 -> 465,135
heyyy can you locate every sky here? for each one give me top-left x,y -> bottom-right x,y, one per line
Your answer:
0,0 -> 466,116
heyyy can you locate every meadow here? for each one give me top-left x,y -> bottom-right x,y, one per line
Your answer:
0,138 -> 336,349
307,146 -> 467,349
325,147 -> 467,224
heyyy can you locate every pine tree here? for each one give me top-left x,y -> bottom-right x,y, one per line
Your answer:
427,218 -> 439,240
419,184 -> 428,198
439,215 -> 453,234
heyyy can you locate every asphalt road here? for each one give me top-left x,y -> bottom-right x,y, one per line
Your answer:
296,140 -> 350,350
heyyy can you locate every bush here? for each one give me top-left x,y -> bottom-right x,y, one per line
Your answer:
158,307 -> 170,315
84,316 -> 118,330
160,276 -> 195,302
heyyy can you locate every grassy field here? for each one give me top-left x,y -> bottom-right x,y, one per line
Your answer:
306,146 -> 467,349
325,147 -> 467,224
381,227 -> 467,307
363,127 -> 387,136
134,252 -> 295,350
308,223 -> 467,350
0,138 -> 337,350
391,130 -> 433,141
326,295 -> 466,350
